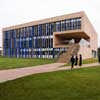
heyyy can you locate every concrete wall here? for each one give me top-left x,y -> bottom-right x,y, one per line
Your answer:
82,12 -> 98,51
78,45 -> 92,59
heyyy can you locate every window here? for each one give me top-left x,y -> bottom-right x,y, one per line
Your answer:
65,17 -> 81,31
38,25 -> 42,36
42,24 -> 46,36
52,22 -> 56,32
29,37 -> 32,48
61,20 -> 66,31
46,23 -> 49,35
29,27 -> 32,37
49,23 -> 52,35
77,18 -> 81,29
66,20 -> 70,30
56,21 -> 61,32
34,25 -> 38,36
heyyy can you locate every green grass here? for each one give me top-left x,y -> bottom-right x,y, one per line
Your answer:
0,57 -> 97,70
64,58 -> 98,67
83,58 -> 98,64
0,66 -> 100,100
0,57 -> 56,70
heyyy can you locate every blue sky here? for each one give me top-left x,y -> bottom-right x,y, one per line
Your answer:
0,0 -> 100,47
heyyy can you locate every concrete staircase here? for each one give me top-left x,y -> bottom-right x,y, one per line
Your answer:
57,43 -> 80,63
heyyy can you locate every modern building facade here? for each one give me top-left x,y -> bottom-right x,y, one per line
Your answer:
2,11 -> 98,60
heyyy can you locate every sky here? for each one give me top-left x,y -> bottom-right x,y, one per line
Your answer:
0,0 -> 100,47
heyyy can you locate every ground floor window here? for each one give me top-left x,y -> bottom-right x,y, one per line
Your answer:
92,50 -> 97,58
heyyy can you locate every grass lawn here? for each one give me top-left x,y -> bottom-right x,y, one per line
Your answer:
83,58 -> 98,64
0,57 -> 56,70
0,66 -> 100,100
64,58 -> 98,66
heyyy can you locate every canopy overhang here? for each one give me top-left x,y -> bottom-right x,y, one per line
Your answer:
53,30 -> 90,48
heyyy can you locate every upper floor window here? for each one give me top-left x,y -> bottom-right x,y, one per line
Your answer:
4,17 -> 81,39
65,17 -> 81,31
34,25 -> 38,36
61,20 -> 66,31
56,21 -> 61,32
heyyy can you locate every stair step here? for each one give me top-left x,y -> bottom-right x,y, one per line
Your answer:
57,44 -> 80,63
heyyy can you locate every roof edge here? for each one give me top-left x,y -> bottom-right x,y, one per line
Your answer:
3,11 -> 85,31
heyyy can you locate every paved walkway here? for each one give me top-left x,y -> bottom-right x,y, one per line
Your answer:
0,63 -> 100,83
0,63 -> 64,83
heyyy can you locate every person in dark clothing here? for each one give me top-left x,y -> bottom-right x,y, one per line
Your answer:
98,48 -> 100,63
70,55 -> 75,70
98,55 -> 100,63
75,55 -> 78,66
79,54 -> 82,66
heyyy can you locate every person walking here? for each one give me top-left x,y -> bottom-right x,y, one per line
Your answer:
79,54 -> 82,66
75,55 -> 78,66
70,55 -> 75,70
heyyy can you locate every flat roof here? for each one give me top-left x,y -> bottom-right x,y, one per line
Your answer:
3,11 -> 85,31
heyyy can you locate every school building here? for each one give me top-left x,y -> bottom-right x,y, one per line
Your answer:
2,11 -> 98,63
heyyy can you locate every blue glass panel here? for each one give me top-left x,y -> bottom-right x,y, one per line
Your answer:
56,22 -> 61,32
29,37 -> 32,48
32,26 -> 34,36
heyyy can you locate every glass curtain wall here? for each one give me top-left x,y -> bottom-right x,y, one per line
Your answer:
3,17 -> 81,58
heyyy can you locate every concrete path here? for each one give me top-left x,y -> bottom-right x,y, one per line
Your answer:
0,63 -> 100,83
0,63 -> 64,83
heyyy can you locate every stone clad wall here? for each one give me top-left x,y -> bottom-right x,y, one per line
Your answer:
78,45 -> 92,59
82,13 -> 98,51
